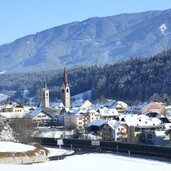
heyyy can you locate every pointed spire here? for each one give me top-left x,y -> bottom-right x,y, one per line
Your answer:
44,77 -> 48,89
45,81 -> 47,89
63,68 -> 68,86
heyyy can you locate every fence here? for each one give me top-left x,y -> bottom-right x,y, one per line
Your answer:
35,138 -> 171,160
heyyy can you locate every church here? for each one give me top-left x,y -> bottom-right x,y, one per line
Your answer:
61,68 -> 71,108
30,68 -> 71,126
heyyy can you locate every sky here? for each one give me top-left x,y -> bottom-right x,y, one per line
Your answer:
0,0 -> 171,45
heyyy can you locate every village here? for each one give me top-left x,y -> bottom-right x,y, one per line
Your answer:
0,68 -> 171,147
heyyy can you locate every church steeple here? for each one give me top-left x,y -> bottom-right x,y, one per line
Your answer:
61,68 -> 71,108
45,79 -> 48,89
63,68 -> 68,86
42,81 -> 49,109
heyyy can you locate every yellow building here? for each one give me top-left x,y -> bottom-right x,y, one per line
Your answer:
2,103 -> 24,113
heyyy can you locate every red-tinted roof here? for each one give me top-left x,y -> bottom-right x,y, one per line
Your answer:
63,68 -> 68,86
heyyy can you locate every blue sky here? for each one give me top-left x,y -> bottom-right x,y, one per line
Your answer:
0,0 -> 171,45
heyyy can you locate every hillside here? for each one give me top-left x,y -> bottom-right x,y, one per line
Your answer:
0,49 -> 170,103
0,9 -> 171,72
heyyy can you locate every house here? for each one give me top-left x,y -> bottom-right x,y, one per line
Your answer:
86,119 -> 107,137
103,100 -> 116,108
29,107 -> 57,126
1,102 -> 24,113
0,102 -> 26,119
64,109 -> 85,130
64,108 -> 100,130
97,107 -> 118,121
83,109 -> 101,126
103,100 -> 128,114
86,118 -> 107,129
121,114 -> 163,144
125,102 -> 148,115
141,102 -> 166,116
101,120 -> 127,141
115,101 -> 128,114
139,129 -> 166,145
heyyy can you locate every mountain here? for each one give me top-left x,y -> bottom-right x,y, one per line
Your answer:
0,48 -> 171,103
0,9 -> 171,72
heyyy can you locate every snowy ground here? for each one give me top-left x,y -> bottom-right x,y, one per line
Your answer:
0,153 -> 171,171
0,141 -> 73,156
0,141 -> 35,152
46,147 -> 74,157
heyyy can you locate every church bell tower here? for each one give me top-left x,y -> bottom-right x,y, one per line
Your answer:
61,68 -> 71,108
42,81 -> 49,109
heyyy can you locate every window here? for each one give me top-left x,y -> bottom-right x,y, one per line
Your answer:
66,88 -> 69,93
147,134 -> 152,139
135,127 -> 140,132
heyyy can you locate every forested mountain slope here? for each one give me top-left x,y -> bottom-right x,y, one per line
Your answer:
0,49 -> 171,103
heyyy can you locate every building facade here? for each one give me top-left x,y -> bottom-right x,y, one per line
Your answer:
42,82 -> 49,109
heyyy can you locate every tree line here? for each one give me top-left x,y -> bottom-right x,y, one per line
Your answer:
0,48 -> 171,104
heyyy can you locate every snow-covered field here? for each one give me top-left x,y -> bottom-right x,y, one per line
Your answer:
46,147 -> 74,157
0,141 -> 170,170
0,141 -> 35,152
1,153 -> 170,171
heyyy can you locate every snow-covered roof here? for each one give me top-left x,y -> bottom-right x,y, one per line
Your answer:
87,119 -> 107,127
134,102 -> 148,110
119,114 -> 162,127
72,99 -> 84,107
67,107 -> 99,116
28,107 -> 56,119
50,102 -> 64,108
102,100 -> 128,109
108,120 -> 121,130
98,107 -> 118,116
3,102 -> 23,109
72,99 -> 92,109
116,101 -> 128,108
103,100 -> 116,108
29,107 -> 42,117
68,108 -> 86,115
23,106 -> 37,112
